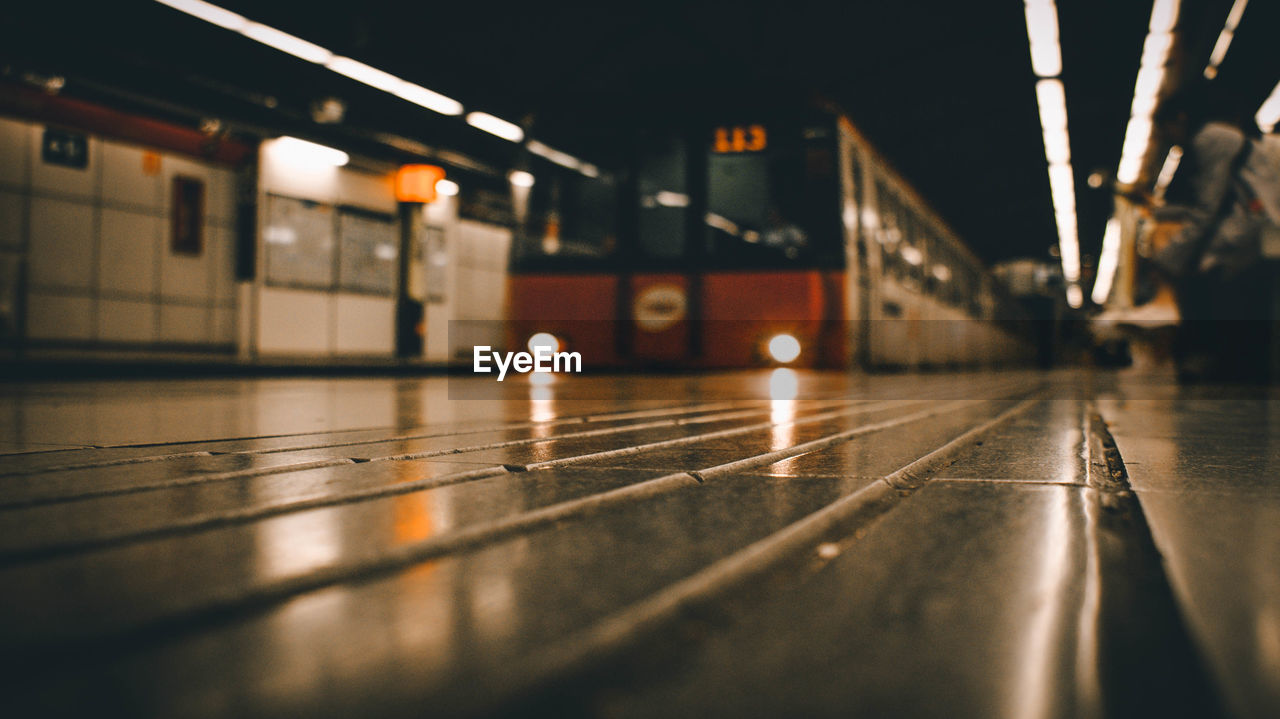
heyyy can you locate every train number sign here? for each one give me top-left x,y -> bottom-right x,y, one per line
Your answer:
713,125 -> 767,153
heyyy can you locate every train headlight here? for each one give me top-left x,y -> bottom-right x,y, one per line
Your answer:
528,332 -> 560,354
767,334 -> 801,363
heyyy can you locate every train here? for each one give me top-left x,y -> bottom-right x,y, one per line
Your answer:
506,103 -> 1033,370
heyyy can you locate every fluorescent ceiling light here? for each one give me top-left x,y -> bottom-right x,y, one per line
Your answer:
1023,2 -> 1059,46
1149,0 -> 1179,33
468,112 -> 524,143
155,0 -> 247,31
1115,0 -> 1181,185
1029,42 -> 1061,78
1205,0 -> 1249,78
1036,80 -> 1068,131
1117,156 -> 1143,184
1141,32 -> 1173,66
1023,1 -> 1061,77
1048,164 -> 1074,203
271,136 -> 349,167
1024,2 -> 1079,297
1225,0 -> 1249,28
1131,93 -> 1157,117
1091,218 -> 1122,305
326,56 -> 402,93
1066,283 -> 1083,308
1043,129 -> 1070,164
1206,30 -> 1233,72
394,82 -> 463,116
242,22 -> 331,63
154,0 -> 468,124
1256,81 -> 1280,133
1122,116 -> 1154,159
1058,239 -> 1080,282
1133,65 -> 1165,100
1154,145 -> 1183,195
527,140 -> 583,170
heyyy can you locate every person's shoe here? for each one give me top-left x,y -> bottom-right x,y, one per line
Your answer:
1094,302 -> 1181,329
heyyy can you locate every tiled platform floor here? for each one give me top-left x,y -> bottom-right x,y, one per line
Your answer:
0,370 -> 1275,717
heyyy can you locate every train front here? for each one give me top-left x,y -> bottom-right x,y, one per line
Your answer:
507,112 -> 849,371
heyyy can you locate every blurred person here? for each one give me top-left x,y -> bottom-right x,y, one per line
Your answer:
1133,85 -> 1280,382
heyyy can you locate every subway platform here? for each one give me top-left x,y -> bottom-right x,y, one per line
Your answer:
0,369 -> 1277,718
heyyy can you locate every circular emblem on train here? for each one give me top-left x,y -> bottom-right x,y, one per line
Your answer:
633,284 -> 687,332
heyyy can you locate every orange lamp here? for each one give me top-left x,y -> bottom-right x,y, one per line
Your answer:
396,164 -> 446,203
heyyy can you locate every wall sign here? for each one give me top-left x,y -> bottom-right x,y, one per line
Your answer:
41,128 -> 89,169
171,176 -> 205,256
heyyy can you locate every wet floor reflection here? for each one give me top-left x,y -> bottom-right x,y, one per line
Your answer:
5,371 -> 1278,716
1098,395 -> 1280,716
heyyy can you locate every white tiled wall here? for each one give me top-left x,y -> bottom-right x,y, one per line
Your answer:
99,298 -> 157,343
160,247 -> 212,301
28,198 -> 94,288
26,293 -> 93,340
455,220 -> 510,322
453,220 -> 511,356
0,117 -> 30,186
253,140 -> 398,357
1,114 -> 239,350
159,304 -> 209,344
0,190 -> 25,249
101,142 -> 161,208
98,208 -> 159,294
257,286 -> 328,355
334,294 -> 395,354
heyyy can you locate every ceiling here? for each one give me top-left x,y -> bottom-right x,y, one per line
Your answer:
3,0 -> 1277,276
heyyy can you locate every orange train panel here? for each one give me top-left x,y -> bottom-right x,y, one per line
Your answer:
507,274 -> 619,365
700,270 -> 848,368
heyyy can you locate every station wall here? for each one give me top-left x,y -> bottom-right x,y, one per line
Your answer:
251,139 -> 399,358
418,193 -> 511,363
1,97 -> 517,366
0,114 -> 237,350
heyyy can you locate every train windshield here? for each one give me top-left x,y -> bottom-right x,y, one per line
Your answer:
703,121 -> 841,268
510,117 -> 842,273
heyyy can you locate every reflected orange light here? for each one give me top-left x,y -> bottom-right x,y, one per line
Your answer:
393,464 -> 438,580
396,164 -> 446,203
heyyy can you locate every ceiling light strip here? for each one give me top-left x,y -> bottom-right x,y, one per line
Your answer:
154,0 -> 462,116
1204,0 -> 1249,79
466,112 -> 524,143
1093,0 -> 1181,308
1257,81 -> 1280,133
1090,218 -> 1122,305
1024,1 -> 1081,303
1115,0 -> 1179,185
